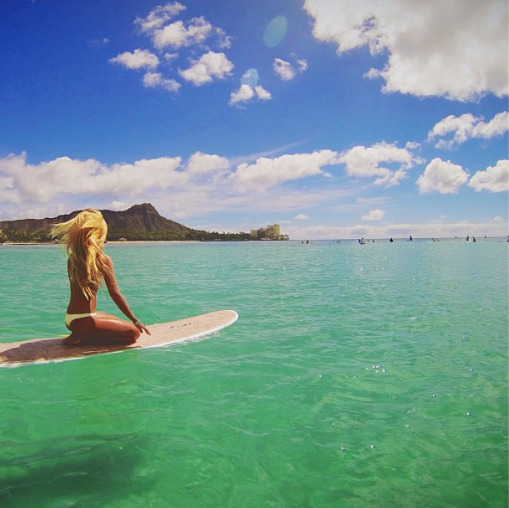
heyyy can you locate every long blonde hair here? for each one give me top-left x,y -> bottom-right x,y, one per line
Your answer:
51,209 -> 109,299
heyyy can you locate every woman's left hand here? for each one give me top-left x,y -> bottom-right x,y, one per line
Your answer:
135,321 -> 151,335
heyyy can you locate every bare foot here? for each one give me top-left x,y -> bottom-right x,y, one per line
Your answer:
62,334 -> 83,346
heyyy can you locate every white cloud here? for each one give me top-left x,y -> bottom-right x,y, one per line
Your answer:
109,49 -> 159,70
110,201 -> 128,211
405,141 -> 421,151
135,2 -> 186,33
136,3 -> 230,50
0,153 -> 184,205
179,51 -> 233,85
339,142 -> 421,186
0,171 -> 19,204
274,58 -> 296,81
229,84 -> 255,105
0,153 -> 103,203
417,158 -> 469,194
254,85 -> 271,100
112,3 -> 232,95
468,160 -> 509,192
232,150 -> 339,191
143,72 -> 180,92
215,28 -> 232,49
164,52 -> 179,62
103,158 -> 186,194
428,111 -> 509,149
2,150 -> 506,239
152,16 -> 213,50
362,209 -> 385,221
273,57 -> 308,81
186,152 -> 229,177
303,0 -> 508,101
296,58 -> 308,73
229,84 -> 271,106
2,150 -> 342,220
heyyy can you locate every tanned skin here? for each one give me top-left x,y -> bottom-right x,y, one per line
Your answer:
64,255 -> 151,346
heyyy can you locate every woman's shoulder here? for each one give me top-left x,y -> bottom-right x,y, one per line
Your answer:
101,253 -> 115,276
102,253 -> 113,265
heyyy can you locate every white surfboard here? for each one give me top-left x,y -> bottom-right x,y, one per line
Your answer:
0,310 -> 238,367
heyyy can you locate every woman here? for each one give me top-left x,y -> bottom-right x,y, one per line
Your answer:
51,209 -> 151,346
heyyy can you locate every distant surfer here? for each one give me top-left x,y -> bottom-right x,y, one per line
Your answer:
51,209 -> 151,346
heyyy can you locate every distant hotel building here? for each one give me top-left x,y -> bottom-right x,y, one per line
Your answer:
250,224 -> 289,240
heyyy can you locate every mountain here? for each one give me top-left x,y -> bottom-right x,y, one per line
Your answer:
0,203 -> 251,242
100,203 -> 192,240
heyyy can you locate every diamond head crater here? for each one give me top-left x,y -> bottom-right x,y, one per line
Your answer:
0,203 -> 288,243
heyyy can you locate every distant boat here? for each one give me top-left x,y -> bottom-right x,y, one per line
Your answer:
358,238 -> 366,244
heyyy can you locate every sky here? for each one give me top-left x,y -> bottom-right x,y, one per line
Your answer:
0,0 -> 507,239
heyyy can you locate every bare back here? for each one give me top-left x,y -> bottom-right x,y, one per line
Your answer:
66,258 -> 98,314
63,254 -> 150,345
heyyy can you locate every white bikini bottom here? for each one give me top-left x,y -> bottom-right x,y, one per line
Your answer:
65,312 -> 97,328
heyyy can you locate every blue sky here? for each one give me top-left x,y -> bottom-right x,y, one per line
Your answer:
0,0 -> 507,239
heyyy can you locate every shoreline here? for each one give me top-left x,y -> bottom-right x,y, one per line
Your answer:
2,236 -> 507,246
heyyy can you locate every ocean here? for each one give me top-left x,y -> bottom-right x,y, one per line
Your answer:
0,239 -> 507,507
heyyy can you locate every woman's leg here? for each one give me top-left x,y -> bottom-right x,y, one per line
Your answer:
64,312 -> 140,346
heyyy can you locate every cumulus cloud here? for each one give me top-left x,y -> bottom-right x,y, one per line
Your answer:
417,158 -> 469,194
339,142 -> 421,186
468,160 -> 509,192
428,111 -> 509,149
0,150 -> 343,221
179,51 -> 233,85
143,72 -> 180,92
1,150 -> 339,206
186,152 -> 229,177
274,58 -> 295,81
135,1 -> 186,33
109,49 -> 159,70
0,152 -> 184,205
136,2 -> 231,50
273,56 -> 308,81
152,16 -> 213,49
229,84 -> 271,106
229,84 -> 254,104
2,148 -> 506,236
296,58 -> 308,73
254,85 -> 271,100
362,209 -> 385,221
111,2 -> 232,94
232,150 -> 339,191
303,0 -> 508,101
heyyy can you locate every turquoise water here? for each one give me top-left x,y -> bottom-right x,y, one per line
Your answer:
0,239 -> 507,507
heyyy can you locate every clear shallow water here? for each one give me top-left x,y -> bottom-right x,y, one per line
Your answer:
0,239 -> 507,507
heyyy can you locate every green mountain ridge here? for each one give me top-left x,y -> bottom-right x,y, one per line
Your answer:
0,203 -> 251,242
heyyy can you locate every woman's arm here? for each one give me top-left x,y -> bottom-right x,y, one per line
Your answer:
102,255 -> 151,335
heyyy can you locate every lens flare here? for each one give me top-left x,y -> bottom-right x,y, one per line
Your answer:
241,68 -> 259,86
263,15 -> 287,47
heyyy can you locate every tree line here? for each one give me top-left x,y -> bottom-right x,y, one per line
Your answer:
0,228 -> 253,243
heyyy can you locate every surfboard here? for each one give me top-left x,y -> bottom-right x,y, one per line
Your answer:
0,309 -> 238,367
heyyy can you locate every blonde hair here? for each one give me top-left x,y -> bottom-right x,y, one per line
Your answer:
51,209 -> 109,299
